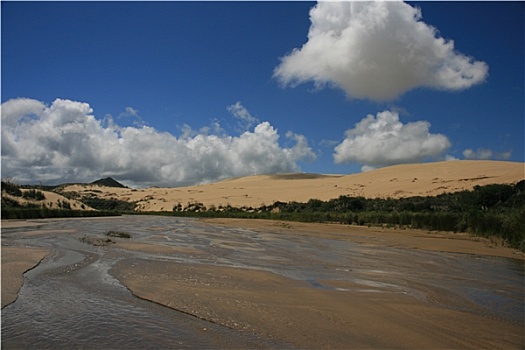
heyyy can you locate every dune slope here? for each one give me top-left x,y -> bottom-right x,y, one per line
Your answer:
59,160 -> 524,212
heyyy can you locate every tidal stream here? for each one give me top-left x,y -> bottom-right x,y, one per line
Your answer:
2,215 -> 523,349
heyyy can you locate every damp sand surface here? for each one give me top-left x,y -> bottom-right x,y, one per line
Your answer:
2,216 -> 524,349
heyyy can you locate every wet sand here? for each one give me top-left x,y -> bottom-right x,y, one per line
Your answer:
2,217 -> 524,349
111,219 -> 523,349
1,219 -> 69,307
204,218 -> 525,260
1,246 -> 50,308
114,260 -> 523,349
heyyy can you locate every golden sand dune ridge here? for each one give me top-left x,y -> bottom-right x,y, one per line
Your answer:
61,160 -> 524,212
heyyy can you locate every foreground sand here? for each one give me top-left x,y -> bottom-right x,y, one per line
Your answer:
3,217 -> 523,348
111,219 -> 524,349
61,160 -> 525,211
1,246 -> 50,308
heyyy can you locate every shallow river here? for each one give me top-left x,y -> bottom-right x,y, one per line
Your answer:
2,215 -> 523,349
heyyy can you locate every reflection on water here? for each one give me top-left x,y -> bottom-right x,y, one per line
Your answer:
2,215 -> 523,348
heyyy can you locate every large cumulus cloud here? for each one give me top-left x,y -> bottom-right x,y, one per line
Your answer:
274,1 -> 488,101
1,98 -> 316,187
333,110 -> 451,171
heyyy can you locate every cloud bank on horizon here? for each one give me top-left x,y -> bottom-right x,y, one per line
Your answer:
1,97 -> 462,187
1,98 -> 315,187
274,1 -> 488,101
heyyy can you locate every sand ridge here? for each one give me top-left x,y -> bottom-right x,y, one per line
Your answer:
2,189 -> 95,211
61,160 -> 524,211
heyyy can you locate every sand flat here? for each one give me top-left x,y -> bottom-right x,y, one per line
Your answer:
114,260 -> 523,349
2,216 -> 523,348
111,217 -> 523,349
111,218 -> 524,349
203,218 -> 525,259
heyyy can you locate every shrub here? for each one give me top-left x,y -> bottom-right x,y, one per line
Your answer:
81,197 -> 136,212
80,235 -> 114,246
22,189 -> 46,201
105,230 -> 131,239
2,180 -> 22,197
1,208 -> 120,220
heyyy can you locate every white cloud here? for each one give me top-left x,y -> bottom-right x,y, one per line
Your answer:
285,131 -> 317,162
274,1 -> 488,101
1,98 -> 315,187
227,101 -> 259,131
360,165 -> 377,173
463,148 -> 511,160
114,106 -> 146,127
333,110 -> 451,170
122,106 -> 139,117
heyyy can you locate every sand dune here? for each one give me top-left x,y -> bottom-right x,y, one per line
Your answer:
61,160 -> 524,212
3,189 -> 95,211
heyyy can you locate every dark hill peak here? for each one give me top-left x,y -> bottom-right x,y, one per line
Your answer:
90,177 -> 127,188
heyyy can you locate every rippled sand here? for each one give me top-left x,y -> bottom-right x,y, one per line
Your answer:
3,217 -> 524,349
111,219 -> 524,349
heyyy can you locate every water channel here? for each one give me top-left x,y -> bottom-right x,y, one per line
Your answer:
2,215 -> 523,348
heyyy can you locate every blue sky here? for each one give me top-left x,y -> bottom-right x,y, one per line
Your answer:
1,1 -> 524,187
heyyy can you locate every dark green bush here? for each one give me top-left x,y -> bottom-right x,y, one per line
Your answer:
106,230 -> 132,238
1,208 -> 120,219
2,181 -> 22,197
81,197 -> 136,212
23,189 -> 46,201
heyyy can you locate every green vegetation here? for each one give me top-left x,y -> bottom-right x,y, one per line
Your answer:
106,230 -> 132,238
167,181 -> 525,251
1,208 -> 120,220
79,235 -> 115,246
57,199 -> 71,210
2,179 -> 123,219
80,197 -> 136,212
22,189 -> 46,201
2,180 -> 23,197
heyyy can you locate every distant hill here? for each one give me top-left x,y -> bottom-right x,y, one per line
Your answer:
90,177 -> 127,188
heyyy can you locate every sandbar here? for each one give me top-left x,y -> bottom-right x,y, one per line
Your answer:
2,246 -> 50,308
